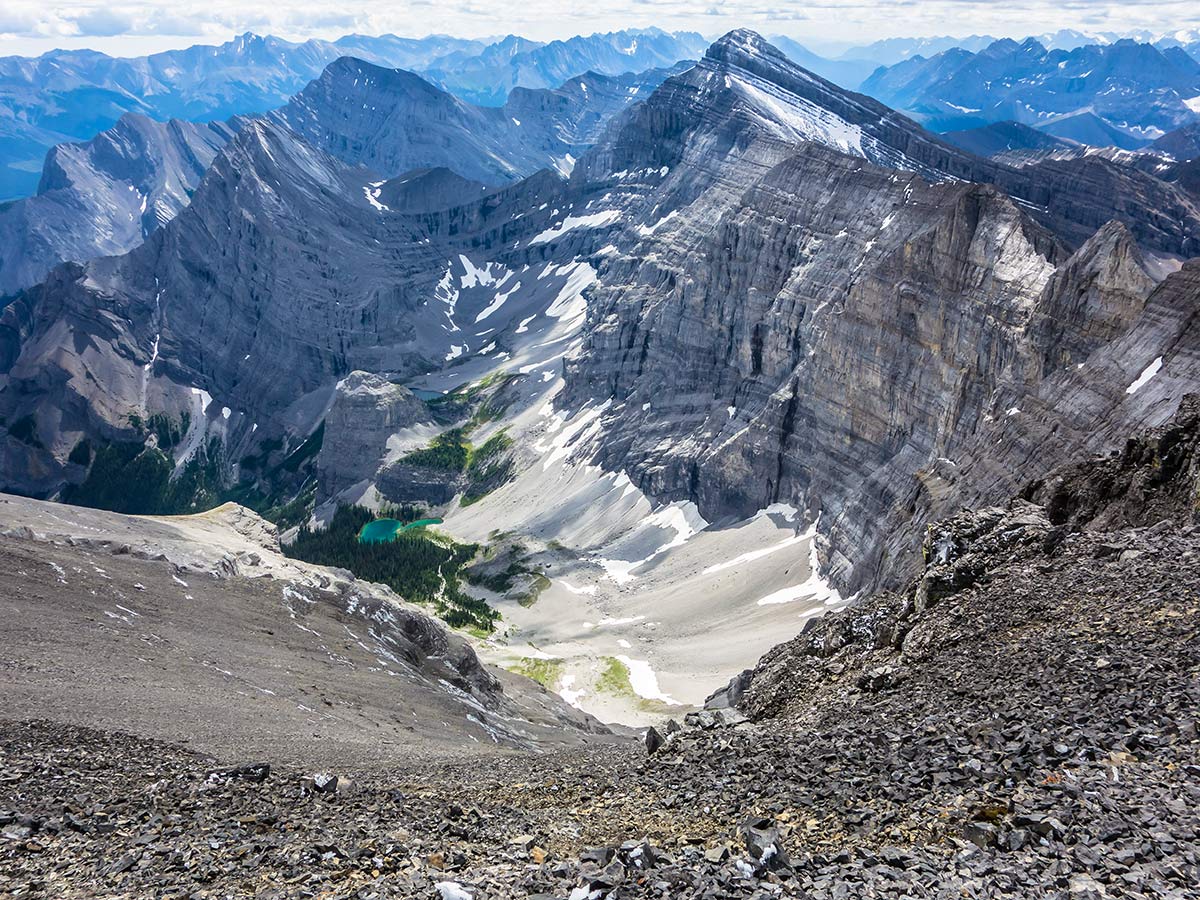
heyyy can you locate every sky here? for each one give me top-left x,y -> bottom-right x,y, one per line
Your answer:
0,0 -> 1197,57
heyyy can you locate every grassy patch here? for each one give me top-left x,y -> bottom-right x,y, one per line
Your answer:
461,429 -> 515,505
596,656 -> 635,698
464,539 -> 548,605
396,421 -> 516,506
507,656 -> 565,688
517,572 -> 552,608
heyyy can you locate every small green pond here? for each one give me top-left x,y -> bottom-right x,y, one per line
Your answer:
357,517 -> 444,544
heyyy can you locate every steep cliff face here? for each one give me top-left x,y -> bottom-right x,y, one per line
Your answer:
563,144 -> 1072,587
0,114 -> 236,296
1025,221 -> 1160,378
0,119 -> 449,492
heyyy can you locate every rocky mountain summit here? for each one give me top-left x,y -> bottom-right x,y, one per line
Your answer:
274,56 -> 676,185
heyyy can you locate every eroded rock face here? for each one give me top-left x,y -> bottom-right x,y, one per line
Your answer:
316,372 -> 432,498
556,32 -> 1200,593
563,124 -> 1191,591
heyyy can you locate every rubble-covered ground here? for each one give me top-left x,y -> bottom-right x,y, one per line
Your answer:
3,403 -> 1200,898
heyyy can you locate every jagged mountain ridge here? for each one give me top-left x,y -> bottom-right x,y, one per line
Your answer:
0,60 -> 678,299
419,28 -> 709,105
274,57 -> 679,185
1153,121 -> 1200,159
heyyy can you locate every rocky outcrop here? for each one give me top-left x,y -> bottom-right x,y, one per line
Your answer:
375,462 -> 461,506
1022,393 -> 1200,532
736,392 -> 1200,721
1024,220 -> 1159,378
316,372 -> 432,498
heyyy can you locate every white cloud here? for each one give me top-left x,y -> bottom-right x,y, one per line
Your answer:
0,0 -> 1194,55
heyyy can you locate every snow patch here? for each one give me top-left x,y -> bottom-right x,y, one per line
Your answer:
703,531 -> 810,575
529,210 -> 620,245
558,674 -> 586,709
636,209 -> 679,236
616,655 -> 680,705
1126,356 -> 1163,394
729,69 -> 864,156
362,180 -> 388,212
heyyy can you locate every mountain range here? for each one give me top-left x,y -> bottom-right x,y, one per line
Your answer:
3,29 -> 1197,595
0,60 -> 678,297
6,26 -> 1200,205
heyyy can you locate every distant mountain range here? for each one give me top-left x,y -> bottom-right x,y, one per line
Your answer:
419,29 -> 709,105
859,37 -> 1200,143
7,27 -> 1200,203
0,28 -> 705,200
835,29 -> 1200,65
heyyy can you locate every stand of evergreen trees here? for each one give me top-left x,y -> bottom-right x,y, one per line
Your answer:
284,505 -> 499,633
